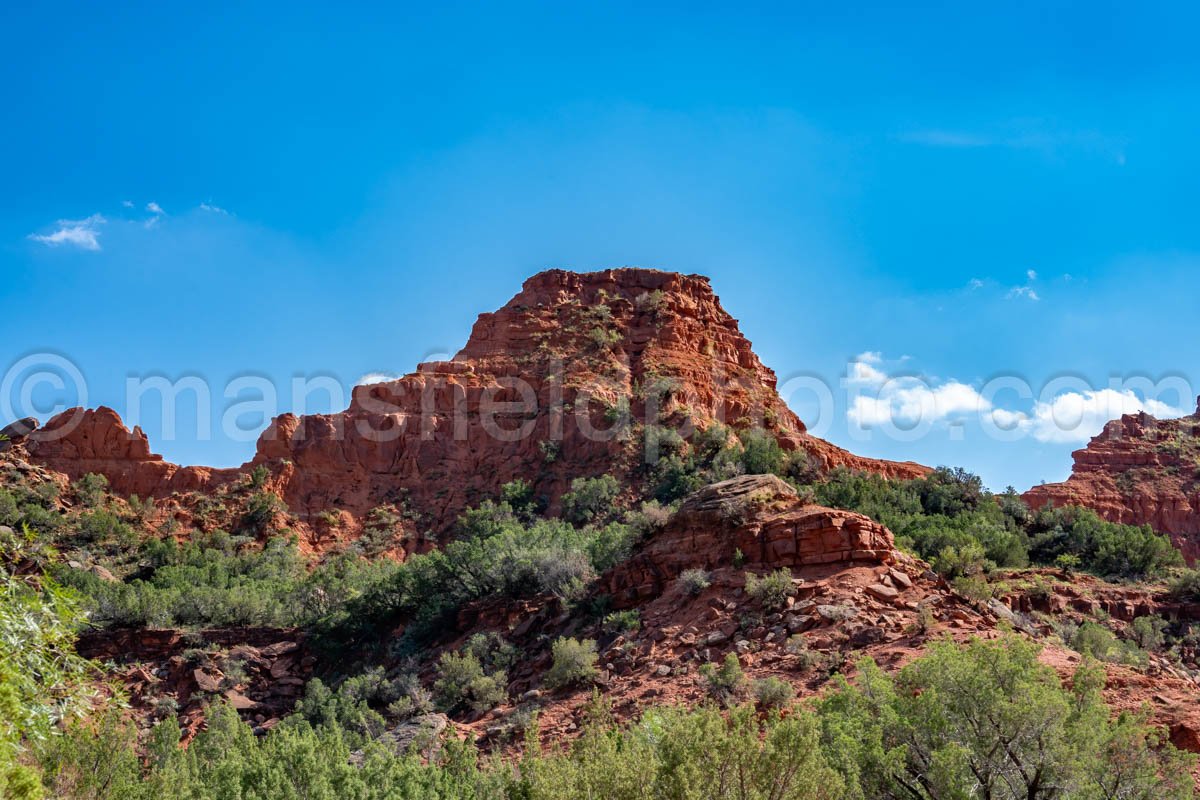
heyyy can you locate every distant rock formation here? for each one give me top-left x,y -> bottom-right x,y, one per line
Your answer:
22,268 -> 928,534
1024,398 -> 1200,561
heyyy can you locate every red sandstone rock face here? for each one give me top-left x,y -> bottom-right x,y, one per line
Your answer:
26,407 -> 238,497
1023,402 -> 1200,561
605,474 -> 899,606
24,269 -> 927,536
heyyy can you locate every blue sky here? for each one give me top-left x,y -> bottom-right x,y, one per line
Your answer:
3,1 -> 1198,491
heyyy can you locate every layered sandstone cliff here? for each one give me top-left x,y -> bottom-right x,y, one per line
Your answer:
1024,400 -> 1200,561
21,268 -> 927,534
604,473 -> 901,606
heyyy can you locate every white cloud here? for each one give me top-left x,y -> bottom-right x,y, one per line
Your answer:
846,352 -> 887,386
121,200 -> 134,208
28,214 -> 106,251
847,350 -> 991,428
1026,269 -> 1038,281
358,372 -> 401,385
147,202 -> 164,215
199,202 -> 230,215
989,408 -> 1028,429
848,361 -> 887,386
967,278 -> 984,291
1027,389 -> 1188,443
849,380 -> 990,427
1006,286 -> 1040,301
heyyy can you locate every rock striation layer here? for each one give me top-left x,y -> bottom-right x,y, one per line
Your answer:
605,473 -> 899,606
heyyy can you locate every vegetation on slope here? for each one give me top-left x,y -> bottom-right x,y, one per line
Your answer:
28,636 -> 1196,799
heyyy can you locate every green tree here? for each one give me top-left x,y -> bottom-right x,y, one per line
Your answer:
818,635 -> 1194,799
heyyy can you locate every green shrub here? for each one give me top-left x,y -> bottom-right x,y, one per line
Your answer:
291,675 -> 388,738
700,653 -> 746,706
602,610 -> 640,635
737,428 -> 785,475
1130,615 -> 1168,651
561,475 -> 620,525
239,491 -> 284,536
464,632 -> 517,673
1,535 -> 99,798
358,504 -> 404,555
1170,569 -> 1200,599
751,676 -> 794,709
433,650 -> 507,714
1070,621 -> 1148,667
247,465 -> 270,491
785,635 -> 827,671
952,574 -> 993,605
24,637 -> 1198,800
819,635 -> 1195,799
72,472 -> 109,508
744,568 -> 793,610
500,479 -> 537,517
678,568 -> 711,595
543,637 -> 598,690
75,509 -> 138,548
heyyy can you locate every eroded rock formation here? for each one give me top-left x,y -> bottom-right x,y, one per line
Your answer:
22,268 -> 928,535
1024,399 -> 1200,561
605,474 -> 899,606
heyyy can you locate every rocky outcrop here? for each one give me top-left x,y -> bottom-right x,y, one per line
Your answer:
0,417 -> 37,451
75,627 -> 313,739
23,268 -> 927,536
24,407 -> 238,497
1024,401 -> 1200,561
605,474 -> 899,606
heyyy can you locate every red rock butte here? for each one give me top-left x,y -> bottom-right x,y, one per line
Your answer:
21,268 -> 928,534
1023,398 -> 1200,561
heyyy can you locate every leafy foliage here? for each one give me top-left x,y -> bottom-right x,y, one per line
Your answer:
543,637 -> 599,690
677,568 -> 711,595
433,650 -> 507,714
812,467 -> 1181,580
818,635 -> 1194,799
699,653 -> 746,707
0,527 -> 98,799
56,532 -> 399,629
560,475 -> 621,525
743,568 -> 794,610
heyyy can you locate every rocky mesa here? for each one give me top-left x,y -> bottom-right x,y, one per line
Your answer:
17,268 -> 927,543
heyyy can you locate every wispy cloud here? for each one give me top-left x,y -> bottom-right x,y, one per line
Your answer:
1005,269 -> 1041,301
199,202 -> 230,215
900,130 -> 992,148
28,214 -> 106,251
1006,286 -> 1040,301
147,201 -> 164,215
899,126 -> 1127,164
